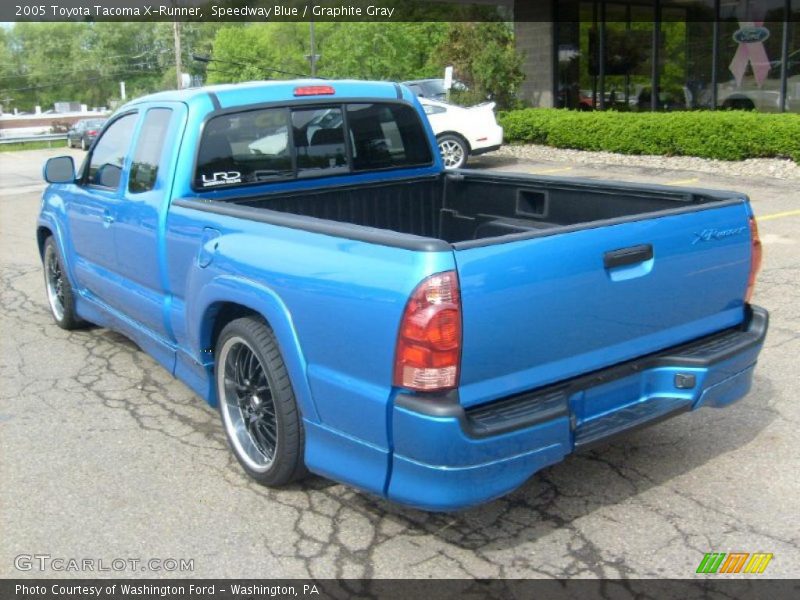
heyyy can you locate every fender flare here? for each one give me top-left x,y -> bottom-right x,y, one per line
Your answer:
37,210 -> 78,287
189,275 -> 320,422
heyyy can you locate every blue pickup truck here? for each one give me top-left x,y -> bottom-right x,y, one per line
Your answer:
38,80 -> 768,511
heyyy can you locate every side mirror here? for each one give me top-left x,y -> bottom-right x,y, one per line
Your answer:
96,163 -> 122,189
43,156 -> 76,184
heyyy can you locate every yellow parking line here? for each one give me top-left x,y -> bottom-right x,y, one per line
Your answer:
664,177 -> 699,186
531,167 -> 573,175
758,209 -> 800,222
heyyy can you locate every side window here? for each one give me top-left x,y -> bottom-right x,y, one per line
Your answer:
195,108 -> 292,188
347,103 -> 433,171
291,107 -> 348,177
86,113 -> 138,189
128,108 -> 173,194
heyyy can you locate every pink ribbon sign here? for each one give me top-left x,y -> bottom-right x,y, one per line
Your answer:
729,21 -> 771,87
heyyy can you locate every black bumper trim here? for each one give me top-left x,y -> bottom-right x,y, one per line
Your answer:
395,305 -> 768,439
471,144 -> 502,156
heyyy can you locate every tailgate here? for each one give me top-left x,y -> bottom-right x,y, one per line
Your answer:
454,202 -> 753,408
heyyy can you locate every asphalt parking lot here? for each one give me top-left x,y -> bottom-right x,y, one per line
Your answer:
1,146 -> 798,579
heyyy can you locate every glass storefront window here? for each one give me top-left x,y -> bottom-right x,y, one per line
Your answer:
717,1 -> 786,111
553,0 -> 797,113
789,2 -> 800,112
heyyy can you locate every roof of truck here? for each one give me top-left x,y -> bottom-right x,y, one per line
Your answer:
121,79 -> 408,112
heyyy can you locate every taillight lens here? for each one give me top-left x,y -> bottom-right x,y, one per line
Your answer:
294,85 -> 335,96
393,271 -> 462,392
745,216 -> 762,303
87,130 -> 97,136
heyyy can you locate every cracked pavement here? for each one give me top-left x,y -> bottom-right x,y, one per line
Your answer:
0,148 -> 798,579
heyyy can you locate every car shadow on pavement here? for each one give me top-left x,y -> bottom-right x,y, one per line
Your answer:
336,374 -> 777,552
468,154 -> 518,169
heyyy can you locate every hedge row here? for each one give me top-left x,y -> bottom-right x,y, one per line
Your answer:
497,109 -> 800,162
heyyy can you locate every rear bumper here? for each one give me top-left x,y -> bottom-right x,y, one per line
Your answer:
387,305 -> 768,511
468,125 -> 503,154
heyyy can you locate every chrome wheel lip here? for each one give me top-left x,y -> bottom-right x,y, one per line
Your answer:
217,335 -> 278,473
44,245 -> 65,322
439,139 -> 465,169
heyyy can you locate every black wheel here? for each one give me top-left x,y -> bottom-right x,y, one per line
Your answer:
80,137 -> 87,151
437,133 -> 469,169
722,98 -> 755,111
215,316 -> 307,486
42,237 -> 84,330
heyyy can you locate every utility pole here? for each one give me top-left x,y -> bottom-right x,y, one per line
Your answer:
173,20 -> 182,89
309,20 -> 316,77
307,20 -> 319,77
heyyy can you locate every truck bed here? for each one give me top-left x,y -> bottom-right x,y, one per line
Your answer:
221,171 -> 740,246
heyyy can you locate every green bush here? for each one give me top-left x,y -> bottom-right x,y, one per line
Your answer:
498,109 -> 800,163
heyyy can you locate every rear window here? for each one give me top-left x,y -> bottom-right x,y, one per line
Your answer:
194,102 -> 432,190
347,103 -> 432,171
292,107 -> 348,178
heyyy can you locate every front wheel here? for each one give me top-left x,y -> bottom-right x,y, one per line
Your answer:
215,317 -> 307,486
437,134 -> 469,169
43,237 -> 85,330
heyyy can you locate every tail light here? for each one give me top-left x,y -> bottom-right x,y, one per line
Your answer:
745,216 -> 762,303
87,130 -> 98,136
294,85 -> 335,96
393,271 -> 462,392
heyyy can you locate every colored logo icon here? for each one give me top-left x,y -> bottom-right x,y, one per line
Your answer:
697,552 -> 773,574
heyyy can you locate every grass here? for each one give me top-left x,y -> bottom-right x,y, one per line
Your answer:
0,139 -> 68,153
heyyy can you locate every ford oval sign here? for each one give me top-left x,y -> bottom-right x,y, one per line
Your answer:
733,26 -> 770,44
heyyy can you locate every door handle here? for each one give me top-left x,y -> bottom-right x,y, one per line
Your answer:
603,244 -> 653,269
102,210 -> 115,226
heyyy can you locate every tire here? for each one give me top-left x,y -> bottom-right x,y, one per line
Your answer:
722,98 -> 755,111
437,133 -> 469,169
67,137 -> 73,148
215,316 -> 307,486
42,237 -> 85,330
80,137 -> 87,151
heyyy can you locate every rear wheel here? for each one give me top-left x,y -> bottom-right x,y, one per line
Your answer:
215,317 -> 307,486
437,134 -> 469,169
43,237 -> 84,330
80,137 -> 87,151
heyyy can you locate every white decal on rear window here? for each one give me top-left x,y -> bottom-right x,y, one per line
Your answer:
201,171 -> 242,187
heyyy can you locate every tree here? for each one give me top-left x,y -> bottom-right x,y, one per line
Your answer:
317,22 -> 447,80
208,22 -> 448,83
435,22 -> 524,109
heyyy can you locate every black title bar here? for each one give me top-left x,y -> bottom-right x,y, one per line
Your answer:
4,0 -> 800,23
3,579 -> 800,600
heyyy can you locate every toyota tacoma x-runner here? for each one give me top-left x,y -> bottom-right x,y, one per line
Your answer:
38,80 -> 768,510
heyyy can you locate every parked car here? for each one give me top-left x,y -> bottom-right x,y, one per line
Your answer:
39,80 -> 767,511
718,48 -> 800,112
418,97 -> 503,169
401,78 -> 468,101
66,118 -> 105,150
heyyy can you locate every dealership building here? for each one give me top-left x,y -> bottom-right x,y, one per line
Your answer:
513,0 -> 799,112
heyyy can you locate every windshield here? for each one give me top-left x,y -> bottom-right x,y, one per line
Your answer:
419,80 -> 446,97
